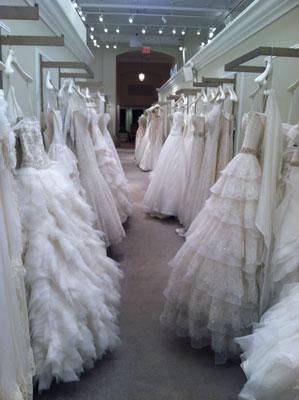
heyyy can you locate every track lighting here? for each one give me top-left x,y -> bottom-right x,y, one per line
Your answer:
90,34 -> 94,40
81,15 -> 86,22
181,29 -> 186,36
141,28 -> 146,34
201,41 -> 205,47
97,44 -> 100,48
116,26 -> 120,33
211,27 -> 216,32
162,15 -> 167,24
179,46 -> 183,51
99,14 -> 103,22
72,1 -> 78,9
106,44 -> 110,49
78,8 -> 83,16
196,29 -> 201,36
129,15 -> 134,24
158,28 -> 163,35
104,27 -> 108,33
90,26 -> 94,32
209,31 -> 214,39
172,28 -> 176,35
113,44 -> 117,49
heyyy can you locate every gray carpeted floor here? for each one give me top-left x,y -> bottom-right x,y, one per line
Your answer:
37,148 -> 245,400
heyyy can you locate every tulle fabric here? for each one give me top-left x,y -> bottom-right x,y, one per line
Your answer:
143,111 -> 187,217
17,162 -> 122,391
90,111 -> 132,223
161,152 -> 263,363
237,283 -> 299,400
72,110 -> 125,246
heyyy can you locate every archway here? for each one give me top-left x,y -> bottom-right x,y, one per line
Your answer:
116,50 -> 175,143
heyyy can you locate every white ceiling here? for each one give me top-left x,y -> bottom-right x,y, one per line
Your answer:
75,0 -> 255,47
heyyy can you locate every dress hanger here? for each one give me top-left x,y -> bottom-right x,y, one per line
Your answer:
226,86 -> 238,102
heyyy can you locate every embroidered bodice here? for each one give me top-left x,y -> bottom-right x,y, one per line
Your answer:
170,111 -> 184,136
241,112 -> 265,154
14,117 -> 50,169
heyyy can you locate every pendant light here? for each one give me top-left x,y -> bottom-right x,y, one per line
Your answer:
138,73 -> 145,82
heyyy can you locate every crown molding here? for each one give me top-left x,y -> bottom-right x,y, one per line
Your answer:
159,0 -> 299,95
25,0 -> 94,64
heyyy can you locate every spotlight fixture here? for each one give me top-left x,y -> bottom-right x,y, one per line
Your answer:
201,41 -> 205,47
211,27 -> 216,32
78,8 -> 83,16
90,34 -> 94,40
141,28 -> 146,34
161,15 -> 167,24
209,31 -> 214,39
106,44 -> 110,49
81,15 -> 86,22
158,28 -> 163,35
172,28 -> 176,35
93,39 -> 97,44
181,29 -> 186,36
179,46 -> 184,51
97,44 -> 100,48
104,27 -> 108,33
116,26 -> 120,33
129,15 -> 134,24
90,26 -> 94,32
99,14 -> 104,22
138,72 -> 145,82
196,29 -> 201,36
72,1 -> 78,8
113,44 -> 117,49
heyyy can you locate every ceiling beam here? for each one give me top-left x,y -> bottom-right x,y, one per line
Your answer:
80,3 -> 226,13
0,35 -> 64,46
85,11 -> 222,19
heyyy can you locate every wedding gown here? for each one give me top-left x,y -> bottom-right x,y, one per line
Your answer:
143,110 -> 187,217
0,92 -> 34,400
90,110 -> 132,223
73,109 -> 125,246
151,107 -> 164,168
14,116 -> 122,391
135,114 -> 147,165
216,98 -> 233,180
100,113 -> 124,173
161,111 -> 265,364
178,113 -> 205,228
183,105 -> 196,172
187,102 -> 223,223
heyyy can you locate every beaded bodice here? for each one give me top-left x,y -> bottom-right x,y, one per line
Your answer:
241,112 -> 265,154
170,111 -> 184,136
14,117 -> 50,169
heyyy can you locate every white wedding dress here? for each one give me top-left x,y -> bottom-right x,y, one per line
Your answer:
100,113 -> 124,173
0,92 -> 34,400
151,107 -> 164,168
178,113 -> 205,228
140,111 -> 155,172
161,111 -> 265,364
135,114 -> 147,165
90,110 -> 132,223
72,109 -> 125,246
15,116 -> 123,391
143,110 -> 187,217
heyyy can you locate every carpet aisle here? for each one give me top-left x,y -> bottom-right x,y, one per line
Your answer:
37,148 -> 245,400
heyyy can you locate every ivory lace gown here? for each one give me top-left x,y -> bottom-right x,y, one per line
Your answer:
14,117 -> 122,391
90,110 -> 132,223
73,110 -> 125,246
178,113 -> 205,228
135,114 -> 147,164
187,102 -> 223,228
161,111 -> 265,364
143,110 -> 187,217
0,92 -> 34,400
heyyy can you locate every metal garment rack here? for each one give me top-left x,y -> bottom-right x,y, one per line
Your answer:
225,46 -> 299,72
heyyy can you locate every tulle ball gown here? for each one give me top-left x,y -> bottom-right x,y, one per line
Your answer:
14,117 -> 123,391
143,110 -> 187,217
161,111 -> 265,364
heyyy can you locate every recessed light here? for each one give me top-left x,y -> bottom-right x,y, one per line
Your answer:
179,46 -> 183,51
142,28 -> 146,34
90,26 -> 94,32
72,1 -> 78,8
81,15 -> 86,22
90,34 -> 94,40
209,31 -> 214,39
138,72 -> 145,82
97,44 -> 100,48
158,28 -> 163,35
129,15 -> 134,24
78,9 -> 83,16
113,44 -> 117,49
201,41 -> 205,47
181,29 -> 186,36
116,27 -> 120,33
196,29 -> 201,36
106,44 -> 110,49
104,27 -> 108,33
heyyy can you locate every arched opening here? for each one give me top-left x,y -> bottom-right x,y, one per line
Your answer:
116,50 -> 175,143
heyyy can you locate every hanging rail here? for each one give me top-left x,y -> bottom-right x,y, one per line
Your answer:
0,34 -> 64,46
0,4 -> 39,20
225,46 -> 299,72
76,80 -> 104,90
166,94 -> 180,100
41,61 -> 94,79
202,76 -> 236,84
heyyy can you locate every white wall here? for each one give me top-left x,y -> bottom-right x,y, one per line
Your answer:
91,44 -> 179,136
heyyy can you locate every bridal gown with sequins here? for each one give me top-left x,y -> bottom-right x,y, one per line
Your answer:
14,117 -> 122,391
0,92 -> 34,400
161,112 -> 265,364
143,110 -> 187,217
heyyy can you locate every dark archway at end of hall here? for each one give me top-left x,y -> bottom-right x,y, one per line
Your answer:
116,50 -> 175,143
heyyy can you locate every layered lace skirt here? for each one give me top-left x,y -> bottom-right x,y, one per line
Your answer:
17,163 -> 122,391
161,153 -> 263,363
